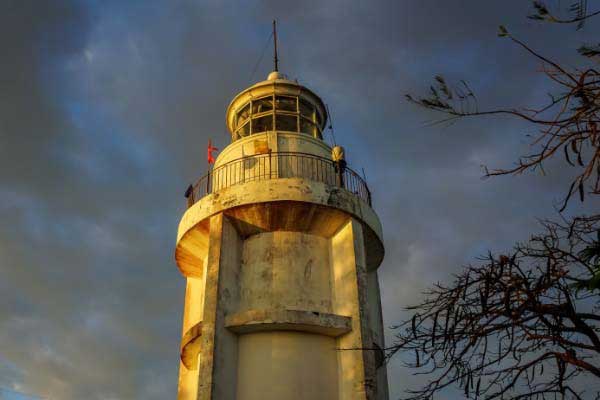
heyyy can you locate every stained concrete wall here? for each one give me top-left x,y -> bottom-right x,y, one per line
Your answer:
211,130 -> 332,194
197,214 -> 242,400
176,196 -> 389,400
240,232 -> 331,313
177,356 -> 198,400
177,361 -> 199,400
177,270 -> 206,400
182,275 -> 206,335
367,271 -> 390,400
177,178 -> 384,273
176,214 -> 388,400
331,219 -> 377,400
214,130 -> 329,168
276,131 -> 330,158
236,331 -> 338,400
214,132 -> 272,167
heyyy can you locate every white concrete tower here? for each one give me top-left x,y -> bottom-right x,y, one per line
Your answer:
175,69 -> 388,400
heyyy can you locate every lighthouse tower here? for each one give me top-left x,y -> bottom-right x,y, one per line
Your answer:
174,67 -> 388,400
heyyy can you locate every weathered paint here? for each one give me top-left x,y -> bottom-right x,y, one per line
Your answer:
225,309 -> 352,337
175,72 -> 388,400
331,219 -> 376,399
236,331 -> 339,400
175,179 -> 385,278
240,232 -> 331,313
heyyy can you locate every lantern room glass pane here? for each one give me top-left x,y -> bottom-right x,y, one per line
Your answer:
237,121 -> 250,137
275,96 -> 297,112
300,118 -> 316,136
316,110 -> 323,127
252,97 -> 273,114
236,103 -> 250,128
276,114 -> 298,132
252,115 -> 273,133
299,98 -> 314,120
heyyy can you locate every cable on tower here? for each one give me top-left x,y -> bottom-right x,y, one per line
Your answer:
325,103 -> 337,146
249,30 -> 274,83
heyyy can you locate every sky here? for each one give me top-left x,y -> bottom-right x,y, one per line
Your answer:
0,0 -> 598,399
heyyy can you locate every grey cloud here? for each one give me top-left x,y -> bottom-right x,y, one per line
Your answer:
1,0 -> 597,398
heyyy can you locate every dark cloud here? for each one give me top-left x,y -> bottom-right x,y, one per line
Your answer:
1,0 -> 597,398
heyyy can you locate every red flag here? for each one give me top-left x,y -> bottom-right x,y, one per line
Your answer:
207,139 -> 218,164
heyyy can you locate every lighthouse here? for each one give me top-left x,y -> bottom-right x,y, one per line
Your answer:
174,50 -> 388,399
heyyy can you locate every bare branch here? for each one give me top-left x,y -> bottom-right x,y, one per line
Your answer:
390,217 -> 600,399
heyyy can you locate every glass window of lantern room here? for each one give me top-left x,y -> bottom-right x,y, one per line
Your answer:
276,114 -> 298,132
237,120 -> 250,138
252,115 -> 273,134
236,103 -> 250,128
300,118 -> 316,137
315,124 -> 323,139
252,96 -> 273,115
299,98 -> 314,120
316,109 -> 323,127
275,95 -> 297,112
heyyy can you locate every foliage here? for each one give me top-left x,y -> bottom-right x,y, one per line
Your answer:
527,1 -> 600,30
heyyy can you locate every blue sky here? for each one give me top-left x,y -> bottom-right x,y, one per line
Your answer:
1,0 -> 598,398
0,388 -> 42,400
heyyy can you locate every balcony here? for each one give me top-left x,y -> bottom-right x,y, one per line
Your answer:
185,151 -> 372,207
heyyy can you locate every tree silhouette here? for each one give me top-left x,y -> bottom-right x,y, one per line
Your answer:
389,217 -> 600,399
392,2 -> 600,398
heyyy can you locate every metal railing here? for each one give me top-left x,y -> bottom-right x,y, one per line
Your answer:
185,151 -> 372,207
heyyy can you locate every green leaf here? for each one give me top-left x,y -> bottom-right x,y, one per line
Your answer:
527,14 -> 545,20
533,1 -> 549,15
578,44 -> 600,58
588,270 -> 600,290
498,25 -> 509,37
528,1 -> 550,21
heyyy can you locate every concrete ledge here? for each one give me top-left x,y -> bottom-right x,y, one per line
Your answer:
180,321 -> 202,370
178,179 -> 382,244
175,178 -> 385,279
224,309 -> 352,337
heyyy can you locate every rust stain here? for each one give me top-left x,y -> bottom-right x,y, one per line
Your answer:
304,259 -> 313,281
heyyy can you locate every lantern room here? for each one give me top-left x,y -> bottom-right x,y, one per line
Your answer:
226,71 -> 328,141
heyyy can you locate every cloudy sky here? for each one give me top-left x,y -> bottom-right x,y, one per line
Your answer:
1,0 -> 598,399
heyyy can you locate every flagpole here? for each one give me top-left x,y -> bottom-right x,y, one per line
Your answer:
273,20 -> 279,72
206,139 -> 219,195
207,139 -> 211,171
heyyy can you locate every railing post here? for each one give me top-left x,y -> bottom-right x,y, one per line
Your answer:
185,184 -> 194,208
269,149 -> 272,179
206,172 -> 210,195
335,160 -> 346,189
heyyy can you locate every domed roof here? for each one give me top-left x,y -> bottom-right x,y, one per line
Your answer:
267,71 -> 286,80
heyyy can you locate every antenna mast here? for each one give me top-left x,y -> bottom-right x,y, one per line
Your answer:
273,20 -> 279,72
